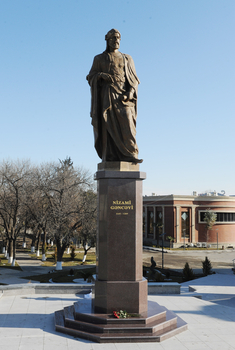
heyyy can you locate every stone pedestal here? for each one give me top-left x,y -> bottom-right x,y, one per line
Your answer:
55,161 -> 188,343
94,162 -> 147,314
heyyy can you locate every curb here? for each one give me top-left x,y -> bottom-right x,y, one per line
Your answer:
0,283 -> 92,295
0,282 -> 181,296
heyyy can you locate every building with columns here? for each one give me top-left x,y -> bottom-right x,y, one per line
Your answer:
143,194 -> 235,248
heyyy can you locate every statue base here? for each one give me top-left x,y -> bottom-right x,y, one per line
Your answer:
54,162 -> 188,342
94,278 -> 147,314
55,299 -> 188,343
97,161 -> 139,172
94,162 -> 147,314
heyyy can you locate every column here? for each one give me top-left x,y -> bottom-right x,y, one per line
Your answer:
153,206 -> 156,240
176,206 -> 181,243
191,206 -> 196,243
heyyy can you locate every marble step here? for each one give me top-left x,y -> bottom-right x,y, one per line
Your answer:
55,299 -> 187,343
55,318 -> 187,343
74,299 -> 167,325
64,313 -> 177,335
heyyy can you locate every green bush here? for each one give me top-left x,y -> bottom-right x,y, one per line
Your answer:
183,262 -> 194,281
202,256 -> 212,276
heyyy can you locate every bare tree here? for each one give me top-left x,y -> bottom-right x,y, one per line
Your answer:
0,160 -> 31,265
0,224 -> 7,254
77,189 -> 97,262
203,208 -> 217,244
0,158 -> 97,269
41,158 -> 95,270
23,165 -> 51,260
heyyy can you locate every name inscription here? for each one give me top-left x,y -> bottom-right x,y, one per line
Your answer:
110,200 -> 134,214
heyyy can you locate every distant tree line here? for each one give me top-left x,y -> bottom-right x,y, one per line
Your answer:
0,157 -> 97,270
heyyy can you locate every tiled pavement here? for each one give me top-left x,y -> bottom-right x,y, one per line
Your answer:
0,253 -> 235,349
0,289 -> 235,350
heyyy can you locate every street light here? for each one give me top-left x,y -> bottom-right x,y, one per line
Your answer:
160,232 -> 166,269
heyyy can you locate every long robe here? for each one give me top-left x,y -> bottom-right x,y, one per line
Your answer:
86,51 -> 140,163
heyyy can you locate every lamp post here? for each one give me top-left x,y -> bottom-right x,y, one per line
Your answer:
160,232 -> 166,269
216,229 -> 218,250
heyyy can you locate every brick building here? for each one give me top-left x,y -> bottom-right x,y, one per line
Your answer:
143,193 -> 235,248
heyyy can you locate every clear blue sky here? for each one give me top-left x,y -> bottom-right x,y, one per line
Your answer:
1,0 -> 234,195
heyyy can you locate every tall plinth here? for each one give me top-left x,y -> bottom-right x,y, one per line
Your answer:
94,162 -> 148,314
55,161 -> 188,342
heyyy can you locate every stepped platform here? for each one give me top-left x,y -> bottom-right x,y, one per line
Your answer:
55,299 -> 187,343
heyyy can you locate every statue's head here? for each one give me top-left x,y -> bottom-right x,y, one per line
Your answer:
105,29 -> 121,52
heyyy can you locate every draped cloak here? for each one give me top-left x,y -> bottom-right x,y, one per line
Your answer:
86,51 -> 140,162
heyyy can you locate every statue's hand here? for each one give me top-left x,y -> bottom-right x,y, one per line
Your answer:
98,72 -> 113,83
122,91 -> 134,101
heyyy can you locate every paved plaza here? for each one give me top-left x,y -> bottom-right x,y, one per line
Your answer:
0,251 -> 235,350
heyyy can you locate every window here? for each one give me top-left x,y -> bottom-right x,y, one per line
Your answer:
199,211 -> 235,223
155,209 -> 163,236
147,209 -> 154,237
181,210 -> 189,238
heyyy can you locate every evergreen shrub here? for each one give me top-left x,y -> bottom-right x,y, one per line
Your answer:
202,256 -> 212,276
183,262 -> 194,281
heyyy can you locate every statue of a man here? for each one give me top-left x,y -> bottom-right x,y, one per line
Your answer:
86,29 -> 142,163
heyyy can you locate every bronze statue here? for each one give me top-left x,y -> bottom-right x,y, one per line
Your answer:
86,29 -> 142,163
